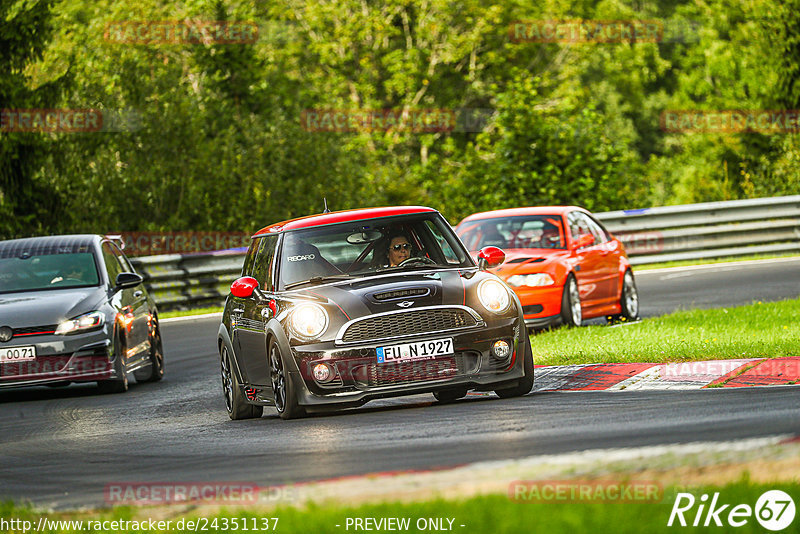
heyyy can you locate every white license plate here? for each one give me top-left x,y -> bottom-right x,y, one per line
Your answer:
0,345 -> 37,363
376,338 -> 453,364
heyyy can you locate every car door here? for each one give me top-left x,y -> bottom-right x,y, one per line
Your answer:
112,242 -> 151,357
582,213 -> 621,302
100,242 -> 141,367
235,235 -> 278,386
567,211 -> 605,306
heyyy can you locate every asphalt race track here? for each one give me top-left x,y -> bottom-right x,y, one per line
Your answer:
636,257 -> 800,317
1,258 -> 799,509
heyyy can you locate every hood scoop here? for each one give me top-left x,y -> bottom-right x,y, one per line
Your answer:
372,287 -> 430,301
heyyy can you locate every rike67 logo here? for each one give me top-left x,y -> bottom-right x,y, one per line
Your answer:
668,490 -> 796,531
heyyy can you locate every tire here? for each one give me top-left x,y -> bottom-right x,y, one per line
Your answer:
618,270 -> 640,322
97,334 -> 129,394
495,333 -> 534,398
220,344 -> 263,420
433,387 -> 468,403
269,339 -> 306,420
133,321 -> 164,383
559,274 -> 582,327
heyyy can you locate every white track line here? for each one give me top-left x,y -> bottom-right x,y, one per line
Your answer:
160,312 -> 222,324
635,255 -> 800,275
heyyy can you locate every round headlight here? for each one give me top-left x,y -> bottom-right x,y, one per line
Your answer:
477,279 -> 511,314
289,303 -> 329,340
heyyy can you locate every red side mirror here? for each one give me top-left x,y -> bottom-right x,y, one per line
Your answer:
477,246 -> 505,270
230,276 -> 259,298
575,233 -> 595,249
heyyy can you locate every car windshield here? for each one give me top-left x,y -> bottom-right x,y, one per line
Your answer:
457,215 -> 567,251
279,213 -> 472,289
0,252 -> 101,294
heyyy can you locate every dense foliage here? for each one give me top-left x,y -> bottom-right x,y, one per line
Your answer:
1,0 -> 798,237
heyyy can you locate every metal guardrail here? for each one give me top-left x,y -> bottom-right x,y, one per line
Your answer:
131,195 -> 800,309
130,252 -> 244,310
595,195 -> 800,265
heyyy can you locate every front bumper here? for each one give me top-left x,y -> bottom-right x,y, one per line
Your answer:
510,284 -> 563,328
264,316 -> 526,409
0,330 -> 114,389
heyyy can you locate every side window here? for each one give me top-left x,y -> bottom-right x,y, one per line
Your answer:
108,242 -> 135,272
101,242 -> 123,285
567,212 -> 583,241
252,235 -> 278,292
241,239 -> 259,276
579,214 -> 608,244
584,214 -> 610,243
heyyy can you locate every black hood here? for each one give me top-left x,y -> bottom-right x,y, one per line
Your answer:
0,287 -> 107,328
301,269 -> 469,317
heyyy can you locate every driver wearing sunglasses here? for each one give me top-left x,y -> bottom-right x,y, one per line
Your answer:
387,233 -> 412,267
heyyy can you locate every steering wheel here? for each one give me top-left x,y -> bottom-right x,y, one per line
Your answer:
398,256 -> 437,267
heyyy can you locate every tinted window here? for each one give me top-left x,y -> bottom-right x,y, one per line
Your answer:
241,239 -> 259,276
252,235 -> 278,291
101,242 -> 124,285
107,241 -> 135,272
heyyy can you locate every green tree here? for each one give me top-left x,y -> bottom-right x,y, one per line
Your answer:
0,0 -> 71,238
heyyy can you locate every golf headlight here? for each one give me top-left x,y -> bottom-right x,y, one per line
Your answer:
477,279 -> 511,314
506,273 -> 555,287
289,303 -> 329,340
55,311 -> 105,335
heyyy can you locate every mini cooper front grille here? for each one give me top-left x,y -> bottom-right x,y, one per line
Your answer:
340,308 -> 478,343
372,288 -> 430,301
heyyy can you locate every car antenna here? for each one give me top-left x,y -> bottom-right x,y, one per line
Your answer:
323,197 -> 331,213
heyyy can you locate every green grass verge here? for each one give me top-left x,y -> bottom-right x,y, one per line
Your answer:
531,298 -> 800,366
633,252 -> 800,271
159,306 -> 222,319
2,481 -> 796,533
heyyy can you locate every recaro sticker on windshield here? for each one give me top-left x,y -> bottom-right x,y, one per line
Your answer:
288,254 -> 315,262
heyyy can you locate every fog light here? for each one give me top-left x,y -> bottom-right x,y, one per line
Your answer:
492,340 -> 511,359
313,363 -> 332,382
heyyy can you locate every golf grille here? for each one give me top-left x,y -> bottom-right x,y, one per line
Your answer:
340,308 -> 478,343
11,325 -> 58,337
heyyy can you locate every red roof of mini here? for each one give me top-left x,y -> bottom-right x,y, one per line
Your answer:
253,206 -> 438,236
457,206 -> 583,225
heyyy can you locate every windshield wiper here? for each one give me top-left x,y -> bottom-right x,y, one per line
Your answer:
284,274 -> 354,290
